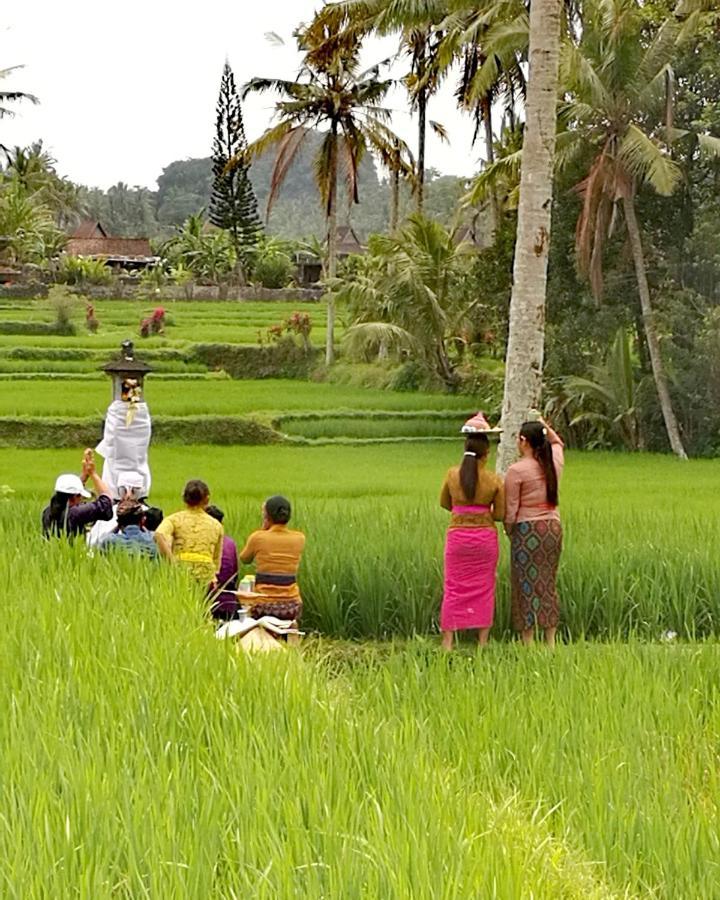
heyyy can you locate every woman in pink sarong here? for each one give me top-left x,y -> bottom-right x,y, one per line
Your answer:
439,428 -> 505,650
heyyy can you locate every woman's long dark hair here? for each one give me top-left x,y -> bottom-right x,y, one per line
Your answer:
459,434 -> 490,501
520,421 -> 558,505
44,491 -> 72,536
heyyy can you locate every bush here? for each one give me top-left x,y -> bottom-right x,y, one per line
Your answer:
193,339 -> 320,379
389,360 -> 435,392
56,256 -> 113,287
253,252 -> 294,289
52,299 -> 76,336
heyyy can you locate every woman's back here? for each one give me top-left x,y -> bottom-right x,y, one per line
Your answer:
440,462 -> 505,528
505,441 -> 564,524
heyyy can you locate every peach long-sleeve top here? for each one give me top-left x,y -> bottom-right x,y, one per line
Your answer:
440,460 -> 505,529
504,436 -> 564,526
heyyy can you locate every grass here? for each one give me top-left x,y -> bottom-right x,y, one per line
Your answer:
2,299 -> 718,895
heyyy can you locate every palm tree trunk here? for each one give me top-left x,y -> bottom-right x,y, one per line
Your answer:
497,0 -> 563,474
325,135 -> 338,367
417,85 -> 427,213
390,166 -> 400,232
481,95 -> 499,235
622,194 -> 687,459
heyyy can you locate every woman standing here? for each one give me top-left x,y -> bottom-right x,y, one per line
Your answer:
504,419 -> 564,647
439,431 -> 505,650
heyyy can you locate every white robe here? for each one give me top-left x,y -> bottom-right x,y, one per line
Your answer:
95,400 -> 152,499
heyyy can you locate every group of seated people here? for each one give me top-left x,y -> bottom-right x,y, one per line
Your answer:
42,449 -> 306,627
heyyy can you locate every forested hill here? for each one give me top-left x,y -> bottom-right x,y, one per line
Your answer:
81,130 -> 471,240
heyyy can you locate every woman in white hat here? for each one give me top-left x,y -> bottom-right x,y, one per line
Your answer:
42,449 -> 113,538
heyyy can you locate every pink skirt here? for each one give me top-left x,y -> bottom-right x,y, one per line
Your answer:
441,527 -> 499,631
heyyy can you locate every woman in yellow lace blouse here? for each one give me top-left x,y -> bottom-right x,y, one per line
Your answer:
154,479 -> 223,587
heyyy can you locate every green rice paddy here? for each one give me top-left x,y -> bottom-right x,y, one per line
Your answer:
1,297 -> 718,896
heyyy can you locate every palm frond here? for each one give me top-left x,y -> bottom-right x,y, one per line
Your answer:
343,321 -> 419,358
560,42 -> 610,109
429,120 -> 449,142
463,149 -> 522,207
241,76 -> 304,100
618,124 -> 681,196
266,127 -> 310,216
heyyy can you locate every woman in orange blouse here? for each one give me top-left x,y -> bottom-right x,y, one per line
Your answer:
504,419 -> 564,647
439,433 -> 505,650
239,495 -> 305,622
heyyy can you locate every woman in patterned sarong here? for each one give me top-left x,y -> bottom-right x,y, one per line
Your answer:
504,420 -> 564,647
439,431 -> 505,650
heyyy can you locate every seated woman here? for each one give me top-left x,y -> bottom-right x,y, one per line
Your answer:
154,480 -> 224,590
42,449 -> 113,538
205,505 -> 239,621
239,495 -> 305,622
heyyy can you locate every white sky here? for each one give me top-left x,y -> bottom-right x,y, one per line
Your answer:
2,1 -> 482,190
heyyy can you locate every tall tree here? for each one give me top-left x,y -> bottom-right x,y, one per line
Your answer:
558,0 -> 720,459
322,1 -> 448,211
496,0 -> 563,473
0,65 -> 38,119
242,16 -> 409,364
438,0 -> 528,233
209,61 -> 262,272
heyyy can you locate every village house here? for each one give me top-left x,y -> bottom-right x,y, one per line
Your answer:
65,221 -> 158,271
295,225 -> 366,286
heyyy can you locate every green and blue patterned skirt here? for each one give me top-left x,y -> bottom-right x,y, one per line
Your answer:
510,520 -> 563,631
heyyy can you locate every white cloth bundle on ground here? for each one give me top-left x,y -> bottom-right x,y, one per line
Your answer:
96,401 -> 152,499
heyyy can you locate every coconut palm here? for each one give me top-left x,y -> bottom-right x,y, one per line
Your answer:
437,0 -> 528,232
375,138 -> 416,231
556,0 -> 720,458
336,214 -> 479,386
241,18 -> 410,364
0,65 -> 38,119
322,0 -> 449,211
496,0 -> 563,472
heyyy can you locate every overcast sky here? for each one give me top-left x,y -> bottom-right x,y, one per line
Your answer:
2,1 -> 482,190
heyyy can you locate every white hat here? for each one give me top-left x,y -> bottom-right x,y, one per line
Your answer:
117,471 -> 145,490
54,474 -> 91,499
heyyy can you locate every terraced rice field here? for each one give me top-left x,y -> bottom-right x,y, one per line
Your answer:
2,296 -> 718,896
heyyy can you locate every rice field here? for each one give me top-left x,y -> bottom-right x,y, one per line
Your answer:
3,443 -> 718,640
0,378 -> 472,419
0,535 -> 718,896
0,297 -> 332,352
2,299 -> 719,895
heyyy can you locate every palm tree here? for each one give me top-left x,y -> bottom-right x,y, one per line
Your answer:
242,18 -> 409,365
496,0 -> 563,473
2,141 -> 81,226
0,65 -> 38,119
437,0 -> 528,233
557,0 -> 720,458
323,0 -> 448,211
375,137 -> 416,231
337,214 -> 479,386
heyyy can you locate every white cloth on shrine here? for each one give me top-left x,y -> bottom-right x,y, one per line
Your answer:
95,400 -> 152,499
